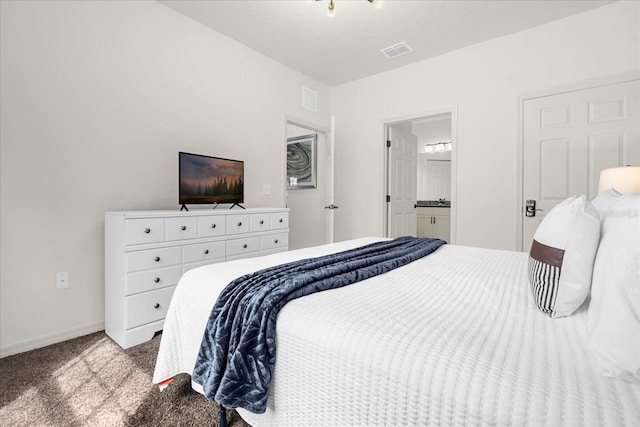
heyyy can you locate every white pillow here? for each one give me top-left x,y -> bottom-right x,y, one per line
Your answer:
588,193 -> 640,382
591,187 -> 622,219
528,195 -> 600,318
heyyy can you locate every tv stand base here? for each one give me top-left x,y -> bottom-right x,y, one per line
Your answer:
211,202 -> 244,209
179,203 -> 244,210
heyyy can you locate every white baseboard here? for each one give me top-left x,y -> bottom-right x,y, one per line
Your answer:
0,320 -> 105,358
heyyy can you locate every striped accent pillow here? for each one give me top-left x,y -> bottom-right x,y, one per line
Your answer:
528,239 -> 564,317
527,196 -> 600,318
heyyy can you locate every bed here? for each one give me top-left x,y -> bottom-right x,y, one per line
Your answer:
152,234 -> 639,426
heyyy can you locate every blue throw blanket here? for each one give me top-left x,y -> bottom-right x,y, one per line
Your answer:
192,236 -> 446,415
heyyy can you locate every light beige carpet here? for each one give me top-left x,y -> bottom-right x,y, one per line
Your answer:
0,332 -> 250,426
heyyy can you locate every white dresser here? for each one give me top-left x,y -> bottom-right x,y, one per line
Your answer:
105,208 -> 289,349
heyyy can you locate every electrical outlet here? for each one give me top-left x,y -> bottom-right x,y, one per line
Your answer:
56,272 -> 68,289
262,184 -> 272,195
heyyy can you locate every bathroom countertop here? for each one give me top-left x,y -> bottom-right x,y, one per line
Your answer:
416,200 -> 451,208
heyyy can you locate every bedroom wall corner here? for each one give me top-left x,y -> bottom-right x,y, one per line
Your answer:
330,0 -> 640,250
0,0 -> 330,356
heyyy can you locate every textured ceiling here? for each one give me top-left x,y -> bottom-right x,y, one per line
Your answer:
159,0 -> 612,86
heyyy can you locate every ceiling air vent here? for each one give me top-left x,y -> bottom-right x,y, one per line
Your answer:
381,41 -> 413,59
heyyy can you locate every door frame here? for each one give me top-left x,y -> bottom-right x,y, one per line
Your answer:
381,107 -> 458,243
516,72 -> 640,251
283,115 -> 334,244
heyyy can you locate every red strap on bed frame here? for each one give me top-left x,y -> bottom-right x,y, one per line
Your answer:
157,378 -> 174,391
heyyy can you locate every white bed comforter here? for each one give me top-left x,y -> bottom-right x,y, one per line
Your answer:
153,238 -> 640,426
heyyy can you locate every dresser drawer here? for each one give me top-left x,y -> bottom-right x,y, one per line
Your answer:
226,214 -> 250,235
226,236 -> 260,257
165,217 -> 197,241
250,213 -> 271,232
126,266 -> 181,296
260,233 -> 288,251
183,241 -> 225,264
183,259 -> 224,274
126,286 -> 176,329
126,218 -> 165,245
126,247 -> 181,273
226,252 -> 260,262
270,212 -> 289,230
197,215 -> 226,238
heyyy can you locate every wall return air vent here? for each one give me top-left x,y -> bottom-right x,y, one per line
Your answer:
302,86 -> 317,112
381,41 -> 413,59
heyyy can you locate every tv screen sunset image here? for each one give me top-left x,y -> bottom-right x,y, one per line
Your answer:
179,153 -> 244,204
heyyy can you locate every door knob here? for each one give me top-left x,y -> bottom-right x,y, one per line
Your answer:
525,200 -> 543,217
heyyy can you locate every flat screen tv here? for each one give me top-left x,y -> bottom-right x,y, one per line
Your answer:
179,152 -> 244,209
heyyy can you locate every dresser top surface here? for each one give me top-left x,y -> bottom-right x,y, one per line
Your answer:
106,207 -> 288,218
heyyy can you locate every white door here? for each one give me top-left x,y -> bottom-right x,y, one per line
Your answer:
387,125 -> 417,238
286,122 -> 333,250
522,79 -> 640,250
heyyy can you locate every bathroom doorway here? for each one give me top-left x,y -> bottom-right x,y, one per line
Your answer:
384,110 -> 456,243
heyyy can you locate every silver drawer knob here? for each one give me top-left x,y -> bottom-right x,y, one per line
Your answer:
144,228 -> 151,234
274,239 -> 278,244
180,225 -> 186,231
211,224 -> 216,229
279,218 -> 283,223
237,222 -> 242,227
243,244 -> 248,249
154,256 -> 160,262
260,220 -> 264,225
154,303 -> 160,309
204,249 -> 209,255
154,277 -> 160,283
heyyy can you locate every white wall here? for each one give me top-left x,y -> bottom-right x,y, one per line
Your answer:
331,1 -> 640,249
0,0 -> 330,356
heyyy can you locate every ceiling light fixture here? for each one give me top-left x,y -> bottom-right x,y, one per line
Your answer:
318,0 -> 383,17
425,142 -> 452,153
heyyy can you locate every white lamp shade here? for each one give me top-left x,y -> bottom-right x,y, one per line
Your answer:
598,166 -> 640,194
